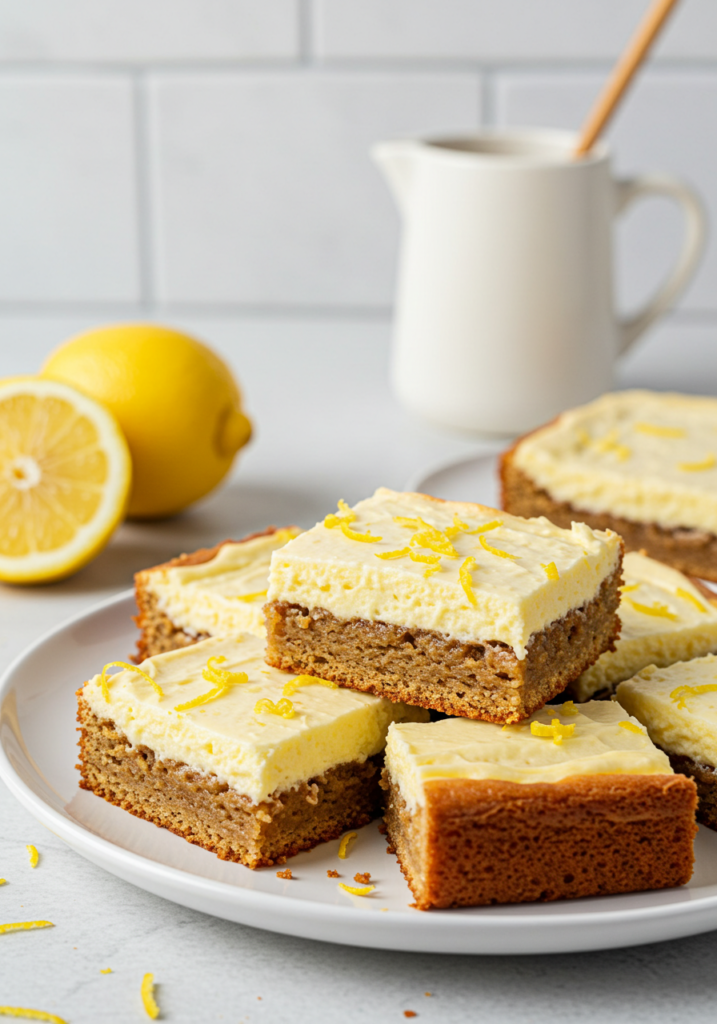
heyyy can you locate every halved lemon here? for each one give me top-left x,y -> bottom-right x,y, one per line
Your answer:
0,377 -> 131,583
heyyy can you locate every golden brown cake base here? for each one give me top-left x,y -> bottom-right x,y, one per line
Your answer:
500,448 -> 717,582
666,751 -> 717,831
133,528 -> 282,662
382,771 -> 697,910
264,563 -> 622,724
76,695 -> 382,869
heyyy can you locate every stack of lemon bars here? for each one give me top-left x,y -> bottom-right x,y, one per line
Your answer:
78,479 -> 717,910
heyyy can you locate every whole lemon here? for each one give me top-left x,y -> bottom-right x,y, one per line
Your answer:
41,324 -> 252,519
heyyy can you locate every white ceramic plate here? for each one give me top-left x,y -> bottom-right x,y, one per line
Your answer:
2,593 -> 717,954
407,447 -> 505,506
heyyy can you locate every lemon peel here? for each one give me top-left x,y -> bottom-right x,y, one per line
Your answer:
470,519 -> 503,535
232,590 -> 267,602
0,1008 -> 67,1023
140,973 -> 160,1020
0,880 -> 5,886
100,662 -> 162,703
100,968 -> 112,974
593,429 -> 631,461
338,832 -> 357,859
282,674 -> 338,698
619,721 -> 645,735
375,547 -> 411,560
423,565 -> 441,578
679,454 -> 716,472
254,697 -> 295,719
398,516 -> 458,558
676,587 -> 707,613
338,880 -> 374,897
530,719 -> 575,746
670,683 -> 717,710
619,583 -> 640,593
325,501 -> 381,542
458,556 -> 478,607
409,551 -> 440,566
479,534 -> 517,560
634,422 -> 686,439
26,846 -> 38,868
541,562 -> 559,581
174,655 -> 248,712
0,921 -> 53,936
624,598 -> 678,621
559,700 -> 578,716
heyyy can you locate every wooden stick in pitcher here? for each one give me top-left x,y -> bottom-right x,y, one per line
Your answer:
574,0 -> 681,157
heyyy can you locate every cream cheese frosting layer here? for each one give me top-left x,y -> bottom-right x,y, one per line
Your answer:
386,701 -> 671,811
572,551 -> 717,701
82,634 -> 427,804
617,655 -> 717,766
266,488 -> 621,658
512,390 -> 717,533
149,528 -> 301,638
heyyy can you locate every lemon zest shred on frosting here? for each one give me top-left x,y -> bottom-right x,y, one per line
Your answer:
254,697 -> 295,719
100,662 -> 163,703
634,422 -> 686,439
458,556 -> 478,608
174,656 -> 249,712
26,846 -> 38,868
232,590 -> 268,602
530,719 -> 575,746
676,587 -> 708,613
411,531 -> 458,559
409,551 -> 441,567
619,583 -> 640,593
679,454 -> 716,472
624,598 -> 679,621
325,500 -> 382,542
559,700 -> 578,716
282,674 -> 338,698
140,973 -> 160,1020
478,534 -> 517,560
0,1007 -> 68,1023
593,429 -> 631,461
339,522 -> 382,543
338,882 -> 375,897
423,565 -> 442,577
619,721 -> 645,735
670,683 -> 717,710
541,562 -> 559,581
338,832 -> 357,859
375,547 -> 411,560
469,519 -> 503,535
0,921 -> 53,935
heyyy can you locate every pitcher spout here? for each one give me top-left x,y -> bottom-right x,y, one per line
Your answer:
371,139 -> 419,218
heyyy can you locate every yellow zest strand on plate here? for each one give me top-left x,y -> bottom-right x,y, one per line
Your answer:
624,599 -> 678,621
174,656 -> 249,712
0,880 -> 6,886
338,832 -> 357,859
338,883 -> 375,897
140,973 -> 160,1020
619,583 -> 640,593
634,422 -> 686,438
458,557 -> 478,607
530,720 -> 575,746
560,700 -> 578,716
479,534 -> 517,560
619,721 -> 644,735
254,697 -> 295,719
375,547 -> 411,560
679,454 -> 716,472
233,590 -> 267,602
541,562 -> 559,581
676,587 -> 707,613
282,674 -> 338,698
670,683 -> 717,710
26,846 -> 38,868
0,1007 -> 67,1023
0,921 -> 54,936
100,968 -> 112,974
100,662 -> 163,703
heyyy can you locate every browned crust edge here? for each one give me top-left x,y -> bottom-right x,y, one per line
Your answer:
665,750 -> 717,831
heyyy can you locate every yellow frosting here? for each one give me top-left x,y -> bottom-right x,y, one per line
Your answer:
82,634 -> 428,804
386,701 -> 671,811
147,528 -> 301,638
513,390 -> 717,533
616,654 -> 717,766
572,551 -> 717,701
266,488 -> 621,659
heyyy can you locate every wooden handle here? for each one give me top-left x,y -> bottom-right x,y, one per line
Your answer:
574,0 -> 681,157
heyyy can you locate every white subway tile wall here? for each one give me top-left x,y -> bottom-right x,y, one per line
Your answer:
0,0 -> 713,325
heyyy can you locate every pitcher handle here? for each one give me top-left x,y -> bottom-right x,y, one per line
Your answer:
615,175 -> 707,354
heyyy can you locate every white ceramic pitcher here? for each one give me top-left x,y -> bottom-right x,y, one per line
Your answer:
373,128 -> 706,435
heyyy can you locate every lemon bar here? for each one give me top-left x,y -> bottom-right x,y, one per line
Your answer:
570,551 -> 717,702
383,702 -> 696,909
134,526 -> 301,660
265,488 -> 623,723
501,390 -> 717,580
617,655 -> 717,831
77,634 -> 427,868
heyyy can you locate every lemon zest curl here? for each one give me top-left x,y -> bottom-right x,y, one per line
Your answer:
26,846 -> 38,868
254,697 -> 295,719
0,921 -> 53,935
530,719 -> 575,746
0,1007 -> 67,1023
624,598 -> 678,621
458,556 -> 478,607
479,534 -> 517,560
338,882 -> 375,897
174,656 -> 248,712
670,683 -> 717,710
282,674 -> 338,698
141,973 -> 160,1020
99,662 -> 163,703
338,832 -> 357,859
619,721 -> 644,735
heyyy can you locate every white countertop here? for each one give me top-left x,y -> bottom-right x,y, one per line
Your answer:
2,313 -> 717,1023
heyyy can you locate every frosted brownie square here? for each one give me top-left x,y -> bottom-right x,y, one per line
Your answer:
264,488 -> 623,723
134,526 -> 301,660
383,702 -> 697,909
78,633 -> 427,868
570,551 -> 717,702
501,390 -> 717,581
617,655 -> 717,831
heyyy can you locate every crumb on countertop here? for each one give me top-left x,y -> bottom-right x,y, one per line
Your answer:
276,868 -> 293,880
354,872 -> 371,884
327,869 -> 339,878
